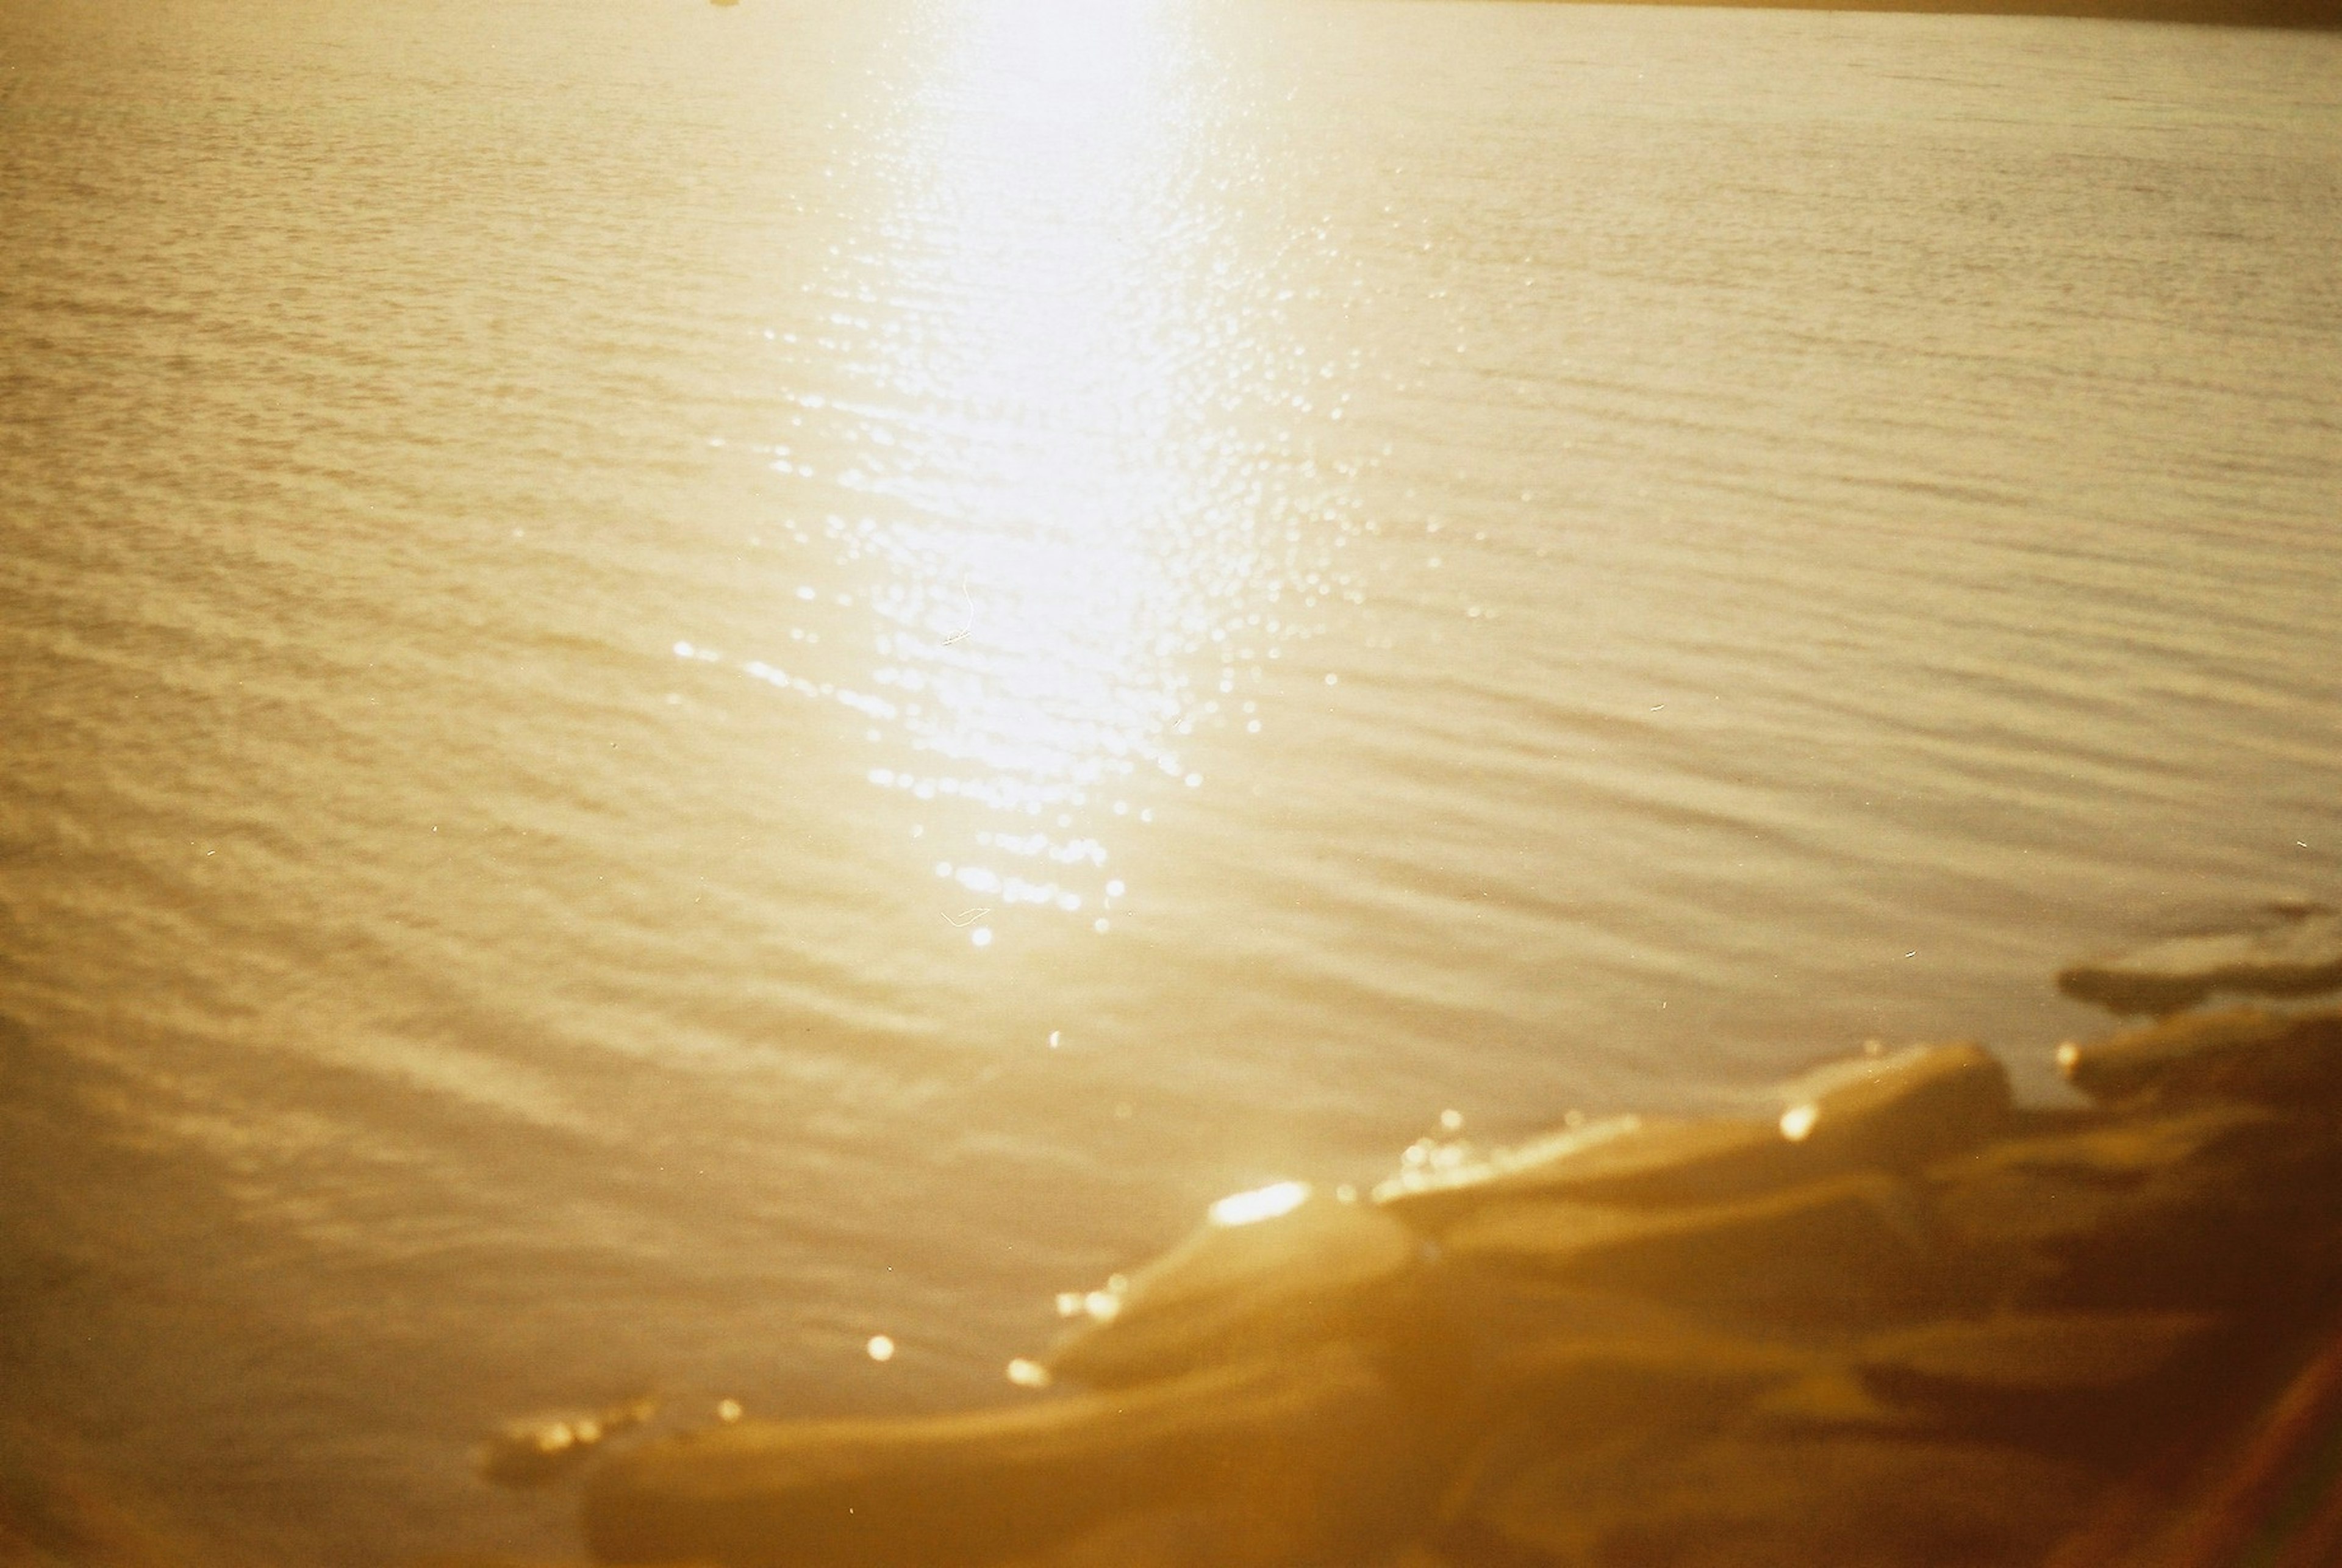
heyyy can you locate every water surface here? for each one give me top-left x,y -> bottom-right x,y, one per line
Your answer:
2,0 -> 2338,1559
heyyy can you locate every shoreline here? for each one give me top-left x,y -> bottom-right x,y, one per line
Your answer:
13,928 -> 2342,1567
577,995 -> 2342,1568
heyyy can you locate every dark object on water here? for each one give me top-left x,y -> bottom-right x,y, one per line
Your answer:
2057,903 -> 2342,1017
478,1394 -> 658,1490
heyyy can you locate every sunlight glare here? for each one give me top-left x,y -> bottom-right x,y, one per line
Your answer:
1207,1180 -> 1311,1228
843,0 -> 1252,920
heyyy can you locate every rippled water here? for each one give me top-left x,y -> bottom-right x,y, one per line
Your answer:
3,0 -> 2339,1559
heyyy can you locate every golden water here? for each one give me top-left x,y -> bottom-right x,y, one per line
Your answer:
2,0 -> 2338,1558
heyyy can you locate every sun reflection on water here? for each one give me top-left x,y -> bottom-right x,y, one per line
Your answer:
872,0 -> 1220,811
710,0 -> 1352,944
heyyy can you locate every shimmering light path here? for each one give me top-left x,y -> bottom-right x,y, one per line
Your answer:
1,0 -> 2337,1561
678,0 -> 1364,950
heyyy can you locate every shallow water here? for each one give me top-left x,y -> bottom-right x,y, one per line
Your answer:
2,0 -> 2339,1559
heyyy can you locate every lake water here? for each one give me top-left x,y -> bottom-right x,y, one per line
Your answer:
2,0 -> 2338,1559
